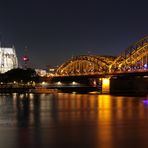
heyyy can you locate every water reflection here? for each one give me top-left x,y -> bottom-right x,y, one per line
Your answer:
0,93 -> 147,148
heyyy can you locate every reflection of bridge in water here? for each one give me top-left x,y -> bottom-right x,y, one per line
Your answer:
50,36 -> 148,94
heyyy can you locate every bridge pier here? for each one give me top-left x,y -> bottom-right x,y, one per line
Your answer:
110,75 -> 148,95
101,78 -> 110,94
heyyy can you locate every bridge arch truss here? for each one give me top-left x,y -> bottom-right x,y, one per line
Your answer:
55,36 -> 148,76
56,55 -> 115,75
109,36 -> 148,72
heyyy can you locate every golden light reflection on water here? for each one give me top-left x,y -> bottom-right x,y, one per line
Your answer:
1,93 -> 148,148
57,93 -> 98,111
9,93 -> 148,127
53,94 -> 148,148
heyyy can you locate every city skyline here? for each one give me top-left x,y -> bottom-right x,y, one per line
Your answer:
0,0 -> 147,69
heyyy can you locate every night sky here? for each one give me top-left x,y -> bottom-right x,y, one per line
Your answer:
0,0 -> 148,69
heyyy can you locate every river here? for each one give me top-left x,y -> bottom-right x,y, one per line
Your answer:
0,92 -> 148,148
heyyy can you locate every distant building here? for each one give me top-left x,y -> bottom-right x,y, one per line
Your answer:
0,47 -> 18,73
35,69 -> 47,77
49,68 -> 56,73
35,68 -> 56,77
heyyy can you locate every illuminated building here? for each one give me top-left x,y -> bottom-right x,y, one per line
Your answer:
0,47 -> 18,73
35,69 -> 47,77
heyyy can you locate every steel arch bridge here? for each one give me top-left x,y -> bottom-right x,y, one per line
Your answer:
55,36 -> 148,76
56,55 -> 116,75
109,36 -> 148,72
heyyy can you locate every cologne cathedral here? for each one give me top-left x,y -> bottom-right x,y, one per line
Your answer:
0,47 -> 18,73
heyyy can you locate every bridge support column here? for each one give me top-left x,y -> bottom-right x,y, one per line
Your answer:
102,78 -> 110,94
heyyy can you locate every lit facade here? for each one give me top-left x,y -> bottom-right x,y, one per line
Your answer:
35,69 -> 47,77
0,47 -> 18,73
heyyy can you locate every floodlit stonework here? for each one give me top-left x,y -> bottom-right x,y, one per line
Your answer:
0,47 -> 18,73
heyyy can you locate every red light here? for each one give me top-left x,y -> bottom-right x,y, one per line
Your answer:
22,56 -> 29,61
